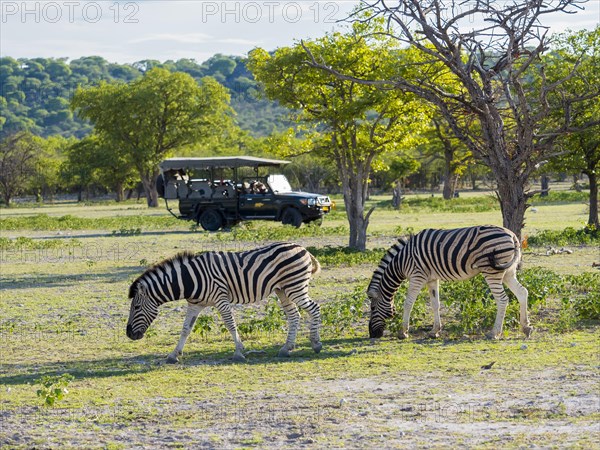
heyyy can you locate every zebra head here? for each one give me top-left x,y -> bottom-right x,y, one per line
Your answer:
367,286 -> 395,339
367,237 -> 408,338
126,281 -> 159,340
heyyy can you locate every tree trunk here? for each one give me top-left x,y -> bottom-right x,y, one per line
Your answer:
339,162 -> 372,251
540,175 -> 549,197
443,173 -> 459,200
140,171 -> 159,207
496,177 -> 529,241
585,170 -> 599,228
115,183 -> 125,202
391,180 -> 403,209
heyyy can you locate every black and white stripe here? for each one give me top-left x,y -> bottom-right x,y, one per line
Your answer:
367,226 -> 532,339
126,242 -> 322,362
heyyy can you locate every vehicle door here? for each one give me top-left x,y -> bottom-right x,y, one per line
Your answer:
238,179 -> 277,219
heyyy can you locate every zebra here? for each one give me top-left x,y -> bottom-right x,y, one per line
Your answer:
126,242 -> 323,363
367,225 -> 532,340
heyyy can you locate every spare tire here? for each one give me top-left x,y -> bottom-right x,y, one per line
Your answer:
156,174 -> 165,198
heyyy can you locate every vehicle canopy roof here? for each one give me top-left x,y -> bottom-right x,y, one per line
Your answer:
160,156 -> 290,171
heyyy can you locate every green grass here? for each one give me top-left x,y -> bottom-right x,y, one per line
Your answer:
0,197 -> 598,448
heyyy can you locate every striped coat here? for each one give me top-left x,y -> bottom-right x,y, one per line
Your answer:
127,242 -> 322,362
368,226 -> 532,340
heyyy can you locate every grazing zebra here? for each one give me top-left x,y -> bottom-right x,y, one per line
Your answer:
126,242 -> 322,363
367,226 -> 532,340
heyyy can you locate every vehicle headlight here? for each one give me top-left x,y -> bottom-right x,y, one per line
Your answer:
300,198 -> 317,206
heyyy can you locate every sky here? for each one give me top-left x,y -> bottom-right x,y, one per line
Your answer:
1,0 -> 599,64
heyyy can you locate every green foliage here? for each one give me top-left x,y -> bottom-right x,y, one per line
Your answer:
71,68 -> 234,206
0,213 -> 181,231
306,246 -> 385,266
212,222 -> 348,241
0,236 -> 82,250
561,273 -> 600,321
237,299 -> 287,336
384,268 -> 597,336
36,373 -> 74,407
0,131 -> 42,205
248,21 -> 430,248
528,226 -> 599,246
0,55 -> 289,139
321,284 -> 369,336
383,194 -> 499,213
192,315 -> 217,339
62,135 -> 138,200
531,190 -> 589,204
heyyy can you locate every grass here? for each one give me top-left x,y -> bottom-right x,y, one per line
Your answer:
0,194 -> 598,448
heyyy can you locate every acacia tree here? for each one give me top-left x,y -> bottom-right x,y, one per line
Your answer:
0,131 -> 40,205
63,135 -> 138,202
546,29 -> 599,228
305,1 -> 599,239
426,117 -> 473,199
248,24 -> 428,249
72,68 -> 232,207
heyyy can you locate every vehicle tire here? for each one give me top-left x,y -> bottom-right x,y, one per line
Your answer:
305,217 -> 324,227
281,208 -> 303,228
198,209 -> 224,232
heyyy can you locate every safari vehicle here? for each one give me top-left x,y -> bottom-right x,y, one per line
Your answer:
157,156 -> 333,231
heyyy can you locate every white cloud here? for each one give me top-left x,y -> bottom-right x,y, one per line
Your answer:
0,1 -> 597,64
129,33 -> 214,45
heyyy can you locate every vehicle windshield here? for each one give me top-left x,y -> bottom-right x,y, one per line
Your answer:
267,174 -> 293,193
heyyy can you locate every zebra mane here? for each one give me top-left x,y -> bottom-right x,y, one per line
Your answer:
128,251 -> 198,298
368,237 -> 410,295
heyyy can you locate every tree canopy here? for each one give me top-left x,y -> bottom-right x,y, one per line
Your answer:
71,68 -> 233,206
249,22 -> 429,249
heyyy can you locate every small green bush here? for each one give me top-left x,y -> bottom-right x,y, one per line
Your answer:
0,236 -> 82,250
528,226 -> 599,246
379,195 -> 500,213
0,214 -> 181,231
307,246 -> 385,267
531,191 -> 588,204
36,373 -> 74,407
216,222 -> 348,241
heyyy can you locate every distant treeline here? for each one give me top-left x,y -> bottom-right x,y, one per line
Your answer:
0,54 -> 292,139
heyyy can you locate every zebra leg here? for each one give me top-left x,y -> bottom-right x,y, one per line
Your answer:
215,299 -> 246,362
166,302 -> 204,364
294,295 -> 322,354
275,288 -> 301,357
504,270 -> 532,338
427,279 -> 442,338
484,274 -> 509,340
400,279 -> 426,339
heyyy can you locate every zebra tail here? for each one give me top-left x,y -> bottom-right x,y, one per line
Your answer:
488,234 -> 521,270
309,252 -> 321,277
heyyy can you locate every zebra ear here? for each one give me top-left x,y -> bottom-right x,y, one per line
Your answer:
367,288 -> 380,300
397,237 -> 409,245
128,281 -> 138,299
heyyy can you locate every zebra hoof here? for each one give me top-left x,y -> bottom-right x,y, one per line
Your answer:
398,331 -> 409,340
522,326 -> 533,338
427,331 -> 440,339
166,355 -> 179,364
232,353 -> 246,363
485,332 -> 500,340
278,348 -> 291,358
312,342 -> 323,354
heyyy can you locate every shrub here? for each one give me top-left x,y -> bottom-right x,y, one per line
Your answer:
36,374 -> 74,407
528,226 -> 599,246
